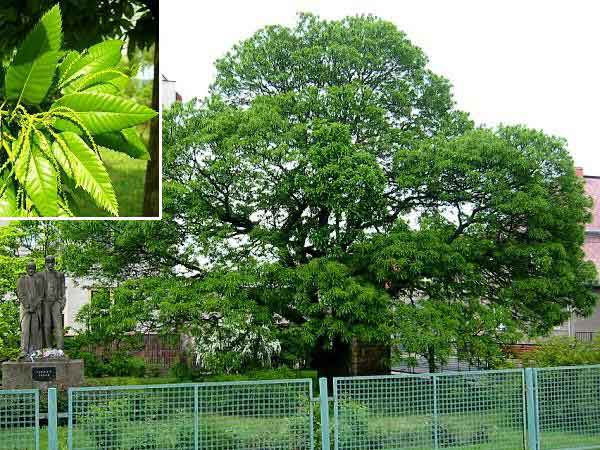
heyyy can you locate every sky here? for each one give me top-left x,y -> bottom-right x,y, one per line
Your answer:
161,0 -> 600,173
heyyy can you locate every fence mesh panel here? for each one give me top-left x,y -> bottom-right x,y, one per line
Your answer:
68,379 -> 314,450
333,370 -> 525,450
536,365 -> 600,450
0,389 -> 39,450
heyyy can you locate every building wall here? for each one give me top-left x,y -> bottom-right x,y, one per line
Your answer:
162,78 -> 178,108
64,277 -> 93,334
553,174 -> 600,339
584,175 -> 600,229
350,339 -> 390,375
571,175 -> 600,337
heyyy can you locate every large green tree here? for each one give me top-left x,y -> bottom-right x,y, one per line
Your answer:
59,14 -> 597,376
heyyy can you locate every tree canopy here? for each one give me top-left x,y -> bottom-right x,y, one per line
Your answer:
58,14 -> 597,374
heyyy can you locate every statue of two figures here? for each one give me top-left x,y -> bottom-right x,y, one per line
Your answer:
17,255 -> 66,359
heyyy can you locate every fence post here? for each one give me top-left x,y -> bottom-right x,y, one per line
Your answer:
525,368 -> 539,450
319,378 -> 331,450
194,385 -> 199,450
432,375 -> 439,449
33,390 -> 41,450
47,388 -> 59,450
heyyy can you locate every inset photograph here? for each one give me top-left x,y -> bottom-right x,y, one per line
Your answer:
0,1 -> 159,218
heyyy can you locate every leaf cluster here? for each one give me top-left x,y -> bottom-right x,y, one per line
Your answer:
0,0 -> 157,58
0,5 -> 156,217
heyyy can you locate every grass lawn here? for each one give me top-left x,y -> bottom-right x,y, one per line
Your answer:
74,148 -> 147,217
40,426 -> 68,450
84,368 -> 318,389
6,420 -> 600,450
36,416 -> 309,450
84,376 -> 179,386
540,431 -> 600,449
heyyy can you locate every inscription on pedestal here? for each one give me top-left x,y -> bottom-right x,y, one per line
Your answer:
2,359 -> 84,390
32,366 -> 56,381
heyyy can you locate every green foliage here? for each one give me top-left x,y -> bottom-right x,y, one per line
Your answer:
105,353 -> 146,377
524,336 -> 600,367
0,0 -> 157,58
0,299 -> 20,362
61,14 -> 596,374
0,5 -> 156,217
83,367 -> 318,386
75,148 -> 147,217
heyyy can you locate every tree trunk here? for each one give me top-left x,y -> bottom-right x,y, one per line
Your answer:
427,345 -> 437,373
142,42 -> 160,216
310,337 -> 352,390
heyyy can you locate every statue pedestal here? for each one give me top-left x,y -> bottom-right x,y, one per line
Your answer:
1,359 -> 84,390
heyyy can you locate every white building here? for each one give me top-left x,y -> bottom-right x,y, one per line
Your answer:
161,74 -> 181,108
63,277 -> 97,335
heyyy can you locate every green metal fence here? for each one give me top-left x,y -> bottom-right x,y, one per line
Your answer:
332,370 -> 527,450
534,364 -> 600,450
2,365 -> 600,450
0,389 -> 39,450
68,379 -> 315,450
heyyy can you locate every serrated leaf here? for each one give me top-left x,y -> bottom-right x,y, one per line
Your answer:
52,131 -> 118,216
58,51 -> 80,81
51,92 -> 157,135
80,83 -> 124,95
5,51 -> 62,105
57,198 -> 74,217
4,5 -> 62,105
59,40 -> 123,87
11,5 -> 62,55
63,69 -> 129,95
94,127 -> 149,160
0,174 -> 18,217
14,131 -> 58,216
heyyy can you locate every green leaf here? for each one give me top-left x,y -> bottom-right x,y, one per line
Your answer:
59,40 -> 123,87
11,4 -> 62,54
63,69 -> 129,95
94,127 -> 149,160
14,132 -> 58,216
52,131 -> 118,216
51,93 -> 157,135
4,5 -> 62,104
5,51 -> 62,105
58,51 -> 80,81
0,175 -> 18,217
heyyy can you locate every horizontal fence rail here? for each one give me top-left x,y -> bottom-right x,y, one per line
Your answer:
0,389 -> 39,450
333,370 -> 526,450
68,379 -> 314,450
535,365 -> 600,450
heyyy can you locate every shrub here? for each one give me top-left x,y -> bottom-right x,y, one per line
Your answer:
76,351 -> 106,378
169,361 -> 201,380
105,353 -> 146,377
523,335 -> 600,367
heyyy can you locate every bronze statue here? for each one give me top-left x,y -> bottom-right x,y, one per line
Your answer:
17,261 -> 44,355
39,255 -> 66,349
